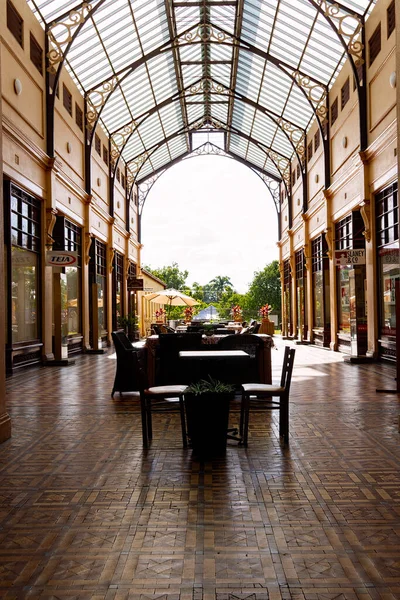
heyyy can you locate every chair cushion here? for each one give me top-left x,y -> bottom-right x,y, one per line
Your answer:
146,385 -> 187,395
242,383 -> 285,394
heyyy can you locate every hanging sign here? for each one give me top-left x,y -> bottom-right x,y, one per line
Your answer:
46,251 -> 78,266
127,276 -> 144,290
335,249 -> 365,266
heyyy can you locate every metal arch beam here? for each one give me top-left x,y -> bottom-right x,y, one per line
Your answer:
130,122 -> 290,183
136,143 -> 281,239
83,22 -> 328,143
305,0 -> 367,150
45,0 -> 108,157
109,77 -> 306,184
226,0 -> 245,142
130,120 -> 291,202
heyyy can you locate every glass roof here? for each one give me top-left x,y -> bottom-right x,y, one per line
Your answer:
29,0 -> 376,184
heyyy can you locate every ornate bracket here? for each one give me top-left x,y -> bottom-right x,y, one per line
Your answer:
109,247 -> 115,273
138,171 -> 166,215
291,70 -> 328,122
86,76 -> 120,132
179,24 -> 234,45
45,208 -> 58,249
324,228 -> 333,259
47,3 -> 92,74
359,200 -> 371,243
277,118 -> 306,158
315,1 -> 364,67
85,233 -> 93,265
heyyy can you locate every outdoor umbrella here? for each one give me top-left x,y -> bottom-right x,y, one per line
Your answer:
145,288 -> 199,307
145,288 -> 199,320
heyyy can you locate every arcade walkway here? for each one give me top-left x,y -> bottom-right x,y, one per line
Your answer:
1,342 -> 400,599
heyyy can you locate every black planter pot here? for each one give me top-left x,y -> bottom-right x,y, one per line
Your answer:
184,392 -> 232,457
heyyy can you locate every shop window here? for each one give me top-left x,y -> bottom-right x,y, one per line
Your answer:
376,183 -> 399,345
291,170 -> 296,187
95,240 -> 107,334
121,173 -> 125,190
369,22 -> 381,66
30,33 -> 43,74
387,1 -> 395,38
330,97 -> 338,125
341,77 -> 350,110
75,104 -> 83,131
113,252 -> 124,330
7,1 -> 23,47
95,133 -> 101,155
296,164 -> 300,179
307,141 -> 313,162
103,145 -> 109,166
314,130 -> 320,152
116,168 -> 120,183
9,184 -> 41,344
312,237 -> 324,328
335,215 -> 352,335
63,84 -> 73,116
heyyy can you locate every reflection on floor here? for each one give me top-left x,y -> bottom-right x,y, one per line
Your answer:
1,339 -> 400,599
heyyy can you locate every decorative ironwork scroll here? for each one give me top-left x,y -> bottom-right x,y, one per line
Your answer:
315,0 -> 364,66
187,79 -> 230,96
85,76 -> 120,131
137,171 -> 166,214
180,24 -> 234,45
47,3 -> 93,74
277,118 -> 306,158
291,71 -> 328,122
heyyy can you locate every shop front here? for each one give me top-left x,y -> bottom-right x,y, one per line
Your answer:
53,217 -> 83,356
89,239 -> 108,349
295,249 -> 307,341
311,235 -> 330,347
335,211 -> 367,357
4,181 -> 42,372
376,182 -> 399,362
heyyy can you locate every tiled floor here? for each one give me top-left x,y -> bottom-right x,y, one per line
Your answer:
1,340 -> 400,599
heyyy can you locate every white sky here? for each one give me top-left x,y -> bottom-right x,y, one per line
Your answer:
140,155 -> 279,294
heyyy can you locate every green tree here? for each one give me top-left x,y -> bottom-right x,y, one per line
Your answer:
246,260 -> 281,316
144,262 -> 188,290
209,275 -> 233,301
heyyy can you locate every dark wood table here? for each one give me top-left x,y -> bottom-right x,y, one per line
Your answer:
179,350 -> 251,385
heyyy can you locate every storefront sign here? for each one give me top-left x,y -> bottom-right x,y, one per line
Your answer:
335,249 -> 365,266
46,251 -> 78,266
127,276 -> 144,290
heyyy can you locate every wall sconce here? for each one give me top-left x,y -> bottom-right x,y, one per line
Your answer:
117,201 -> 120,209
97,178 -> 101,186
315,174 -> 319,183
342,136 -> 348,148
297,198 -> 300,206
66,142 -> 72,154
389,71 -> 396,88
14,79 -> 22,95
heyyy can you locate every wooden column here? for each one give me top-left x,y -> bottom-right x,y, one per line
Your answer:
0,51 -> 11,442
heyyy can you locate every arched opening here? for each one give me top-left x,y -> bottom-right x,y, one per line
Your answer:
140,155 -> 278,293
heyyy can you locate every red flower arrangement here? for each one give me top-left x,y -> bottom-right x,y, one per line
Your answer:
184,306 -> 194,321
230,305 -> 242,318
259,304 -> 272,318
155,308 -> 166,319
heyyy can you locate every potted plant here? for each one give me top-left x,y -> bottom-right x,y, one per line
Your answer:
258,304 -> 274,335
118,313 -> 139,341
155,308 -> 166,323
183,306 -> 194,323
184,377 -> 235,456
231,304 -> 243,322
